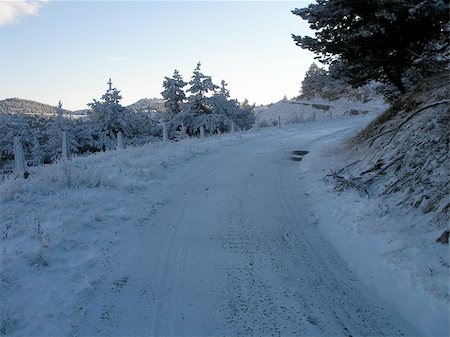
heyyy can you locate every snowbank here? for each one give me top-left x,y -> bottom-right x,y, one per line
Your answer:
298,73 -> 449,336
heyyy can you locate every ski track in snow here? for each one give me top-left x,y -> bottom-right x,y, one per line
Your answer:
74,121 -> 416,336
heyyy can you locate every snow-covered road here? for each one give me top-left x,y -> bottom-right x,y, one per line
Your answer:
75,124 -> 416,336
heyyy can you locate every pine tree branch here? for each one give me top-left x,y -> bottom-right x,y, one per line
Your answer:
407,48 -> 448,71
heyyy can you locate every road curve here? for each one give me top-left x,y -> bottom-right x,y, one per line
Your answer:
77,125 -> 416,336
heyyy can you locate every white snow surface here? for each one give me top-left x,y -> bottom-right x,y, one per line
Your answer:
0,113 -> 446,336
255,98 -> 388,126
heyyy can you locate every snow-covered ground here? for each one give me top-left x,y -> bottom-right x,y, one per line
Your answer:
255,98 -> 388,126
1,112 -> 447,336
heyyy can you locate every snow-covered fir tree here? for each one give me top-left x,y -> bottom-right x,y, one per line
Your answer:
86,79 -> 133,149
210,81 -> 230,113
186,62 -> 218,115
87,79 -> 161,150
209,80 -> 255,131
88,79 -> 127,133
161,70 -> 187,122
162,65 -> 255,138
30,134 -> 45,166
218,80 -> 230,99
43,101 -> 65,162
42,101 -> 79,163
298,62 -> 386,102
301,63 -> 330,99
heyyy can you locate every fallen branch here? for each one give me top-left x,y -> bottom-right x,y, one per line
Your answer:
325,160 -> 361,178
360,160 -> 384,175
329,172 -> 369,198
378,154 -> 406,175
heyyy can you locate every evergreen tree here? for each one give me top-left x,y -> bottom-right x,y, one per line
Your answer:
292,0 -> 449,93
301,63 -> 329,99
210,80 -> 231,113
43,101 -> 65,162
88,79 -> 131,138
55,100 -> 63,118
43,101 -> 79,163
209,80 -> 255,131
87,79 -> 161,149
167,67 -> 254,136
30,134 -> 45,166
186,62 -> 218,115
218,80 -> 230,99
161,70 -> 187,121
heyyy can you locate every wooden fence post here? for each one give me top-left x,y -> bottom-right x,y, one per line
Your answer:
278,116 -> 281,128
117,132 -> 125,150
62,131 -> 70,160
13,136 -> 27,178
163,123 -> 168,143
200,125 -> 205,139
231,121 -> 236,133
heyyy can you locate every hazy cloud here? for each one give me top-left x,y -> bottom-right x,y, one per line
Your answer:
0,0 -> 48,26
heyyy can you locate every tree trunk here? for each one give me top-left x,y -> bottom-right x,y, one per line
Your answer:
385,67 -> 406,94
394,78 -> 406,94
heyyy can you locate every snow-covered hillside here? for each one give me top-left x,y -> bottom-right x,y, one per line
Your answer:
126,98 -> 165,115
255,97 -> 387,126
298,73 -> 449,336
0,98 -> 72,117
1,109 -> 448,336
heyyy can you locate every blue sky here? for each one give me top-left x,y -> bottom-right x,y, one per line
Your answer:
0,1 -> 315,110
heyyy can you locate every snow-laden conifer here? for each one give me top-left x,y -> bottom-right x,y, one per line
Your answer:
209,80 -> 255,131
186,62 -> 218,115
43,101 -> 79,162
88,79 -> 130,138
161,70 -> 187,122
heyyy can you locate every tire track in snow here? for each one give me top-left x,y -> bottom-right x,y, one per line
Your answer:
150,159 -> 223,336
75,123 -> 417,336
213,127 -> 415,336
273,129 -> 413,336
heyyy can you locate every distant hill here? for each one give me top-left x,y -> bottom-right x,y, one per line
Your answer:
127,98 -> 165,114
0,98 -> 72,117
0,98 -> 164,117
0,97 -> 167,118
